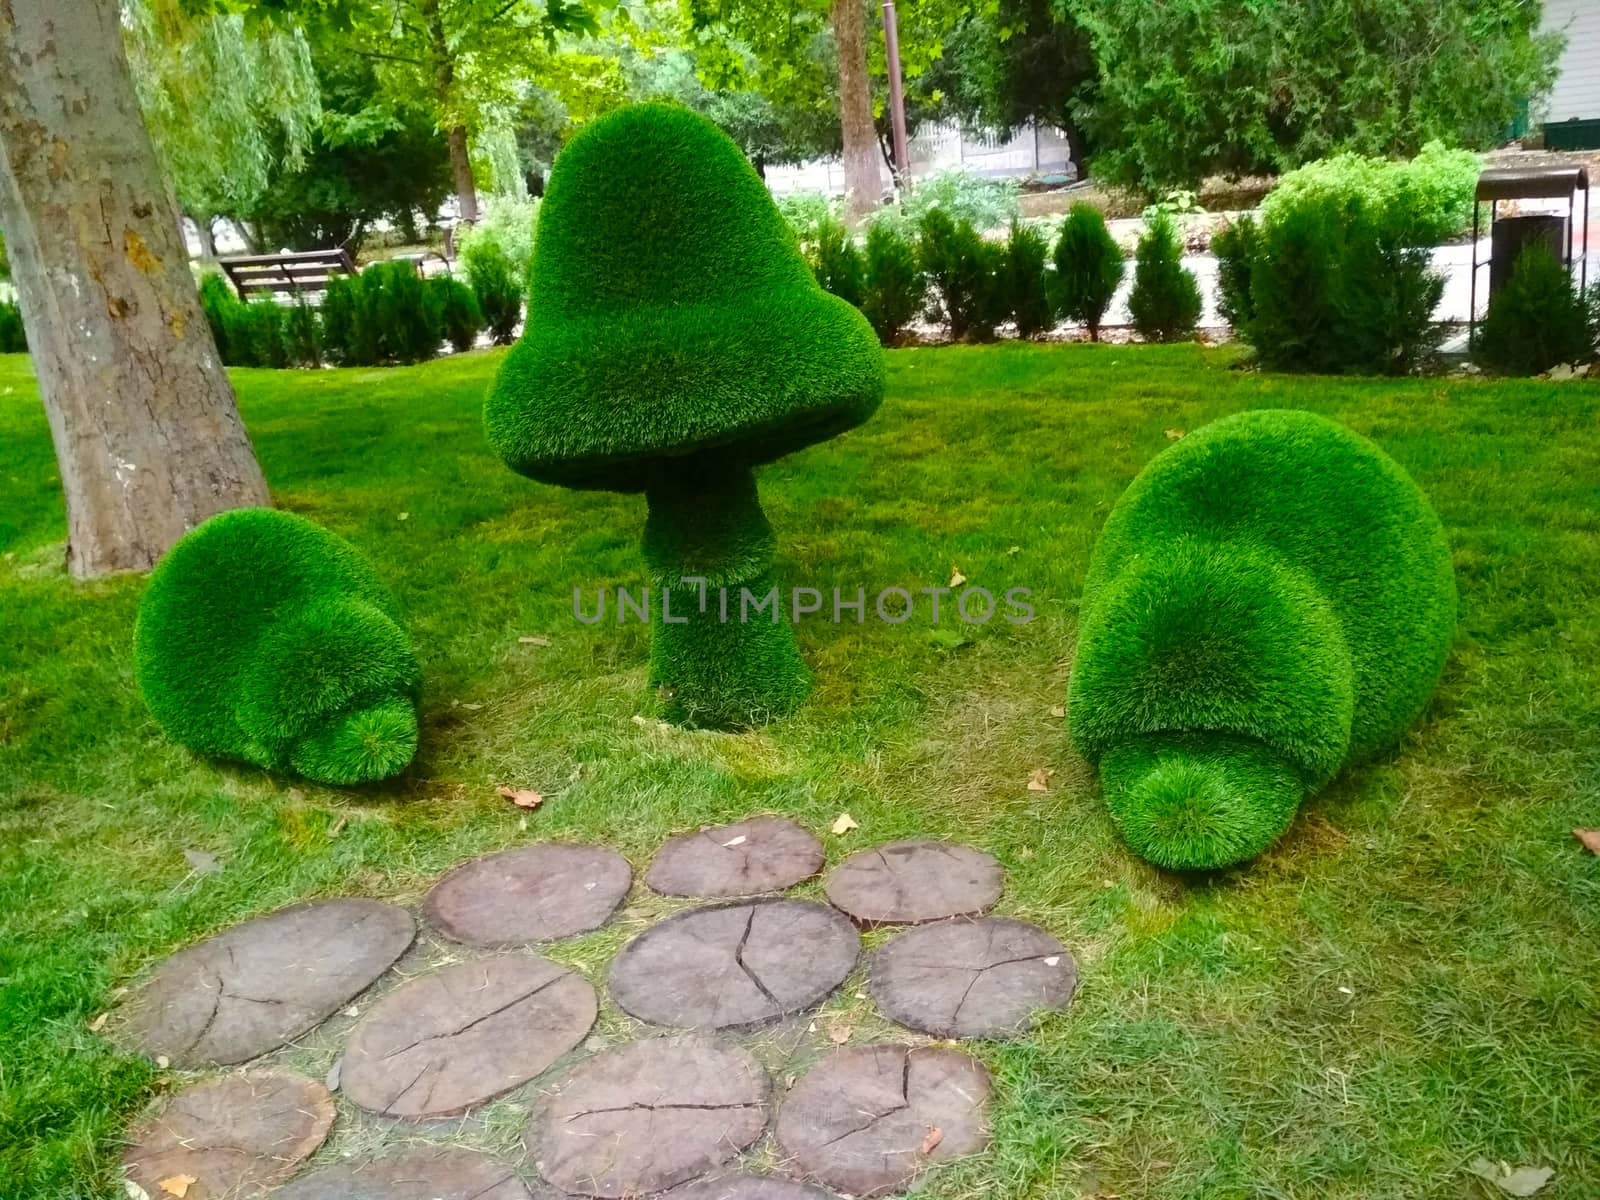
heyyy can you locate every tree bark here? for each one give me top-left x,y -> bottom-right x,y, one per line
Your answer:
830,0 -> 880,224
447,123 -> 479,224
423,0 -> 479,224
0,0 -> 270,578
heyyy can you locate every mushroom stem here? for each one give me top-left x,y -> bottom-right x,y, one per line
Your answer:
642,458 -> 810,728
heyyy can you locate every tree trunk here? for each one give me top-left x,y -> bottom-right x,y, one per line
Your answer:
423,0 -> 479,225
0,0 -> 270,579
447,123 -> 479,224
191,213 -> 219,261
830,0 -> 880,224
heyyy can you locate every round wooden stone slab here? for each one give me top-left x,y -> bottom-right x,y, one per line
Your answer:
424,843 -> 631,947
342,953 -> 597,1118
120,898 -> 414,1067
823,841 -> 1003,925
123,1071 -> 334,1200
526,1035 -> 770,1197
775,1044 -> 990,1198
609,899 -> 859,1030
272,1147 -> 531,1200
867,916 -> 1076,1038
646,817 -> 824,898
671,1175 -> 839,1200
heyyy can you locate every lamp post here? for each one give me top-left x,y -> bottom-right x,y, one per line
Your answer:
882,0 -> 910,182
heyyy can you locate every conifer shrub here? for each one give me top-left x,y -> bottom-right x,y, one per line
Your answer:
1475,243 -> 1597,376
1211,214 -> 1259,330
283,300 -> 321,367
429,275 -> 485,354
1127,212 -> 1201,342
197,272 -> 238,362
135,508 -> 422,785
919,209 -> 1005,342
861,218 -> 924,346
362,260 -> 441,364
319,274 -> 360,364
0,299 -> 24,354
1069,409 -> 1456,870
1052,203 -> 1124,341
463,239 -> 523,344
1005,221 -> 1054,338
485,104 -> 883,729
812,215 -> 866,308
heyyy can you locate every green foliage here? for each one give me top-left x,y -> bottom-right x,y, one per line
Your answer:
220,299 -> 290,368
134,507 -> 421,786
1070,409 -> 1456,869
1066,0 -> 1557,192
0,226 -> 9,279
861,218 -> 925,346
455,195 -> 539,285
463,240 -> 524,345
0,298 -> 25,354
486,104 -> 882,728
812,215 -> 865,308
1127,212 -> 1200,342
901,168 -> 1021,233
1005,221 -> 1054,338
1475,244 -> 1597,376
197,272 -> 238,361
282,301 -> 321,367
1260,142 -> 1481,245
919,209 -> 1006,342
774,191 -> 839,249
429,276 -> 485,354
362,260 -> 441,364
1211,214 -> 1259,330
1052,203 -> 1124,340
319,273 -> 360,364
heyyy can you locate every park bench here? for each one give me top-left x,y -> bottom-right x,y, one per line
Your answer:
217,248 -> 358,300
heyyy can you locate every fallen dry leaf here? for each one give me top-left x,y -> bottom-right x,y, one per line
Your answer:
155,1055 -> 169,1069
1027,768 -> 1052,793
1469,1159 -> 1554,1196
327,816 -> 347,839
722,835 -> 748,847
1164,428 -> 1186,440
88,1012 -> 108,1033
496,786 -> 543,810
158,1175 -> 197,1198
920,1127 -> 944,1155
949,567 -> 967,587
831,812 -> 859,836
828,1022 -> 854,1045
518,635 -> 551,646
1048,704 -> 1066,719
1573,828 -> 1600,855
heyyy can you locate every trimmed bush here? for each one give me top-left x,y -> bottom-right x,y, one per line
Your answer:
319,274 -> 360,365
861,219 -> 924,346
429,275 -> 484,354
1005,221 -> 1054,338
919,209 -> 1005,342
283,300 -> 321,368
134,508 -> 422,785
1475,243 -> 1597,376
1260,141 -> 1480,247
1069,409 -> 1456,870
812,215 -> 866,308
0,297 -> 27,354
1211,214 -> 1259,330
1127,212 -> 1201,342
485,103 -> 884,729
1053,204 -> 1124,341
463,239 -> 523,344
197,272 -> 238,362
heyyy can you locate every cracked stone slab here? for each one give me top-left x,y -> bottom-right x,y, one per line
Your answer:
609,899 -> 859,1030
119,898 -> 414,1067
123,1071 -> 334,1200
775,1044 -> 990,1198
272,1147 -> 532,1200
424,844 -> 631,947
669,1175 -> 840,1200
646,817 -> 824,898
823,841 -> 1003,925
526,1035 -> 770,1197
867,917 -> 1076,1038
341,953 -> 597,1118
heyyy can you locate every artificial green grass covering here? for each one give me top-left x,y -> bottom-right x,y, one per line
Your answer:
484,102 -> 883,491
1070,409 -> 1456,869
134,508 -> 421,786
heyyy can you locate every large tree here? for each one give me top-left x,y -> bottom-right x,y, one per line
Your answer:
0,0 -> 269,578
1067,0 -> 1563,193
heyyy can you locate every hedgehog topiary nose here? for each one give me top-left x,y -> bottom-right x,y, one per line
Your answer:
289,697 -> 419,786
1100,733 -> 1304,871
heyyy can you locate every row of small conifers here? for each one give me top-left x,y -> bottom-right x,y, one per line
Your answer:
133,105 -> 1457,873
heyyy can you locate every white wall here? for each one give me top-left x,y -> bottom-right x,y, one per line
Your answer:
762,121 -> 1076,196
1542,0 -> 1600,122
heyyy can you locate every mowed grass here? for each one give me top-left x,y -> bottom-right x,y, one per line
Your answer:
2,344 -> 1598,1200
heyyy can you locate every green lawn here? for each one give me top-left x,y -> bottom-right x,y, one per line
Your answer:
2,344 -> 1598,1199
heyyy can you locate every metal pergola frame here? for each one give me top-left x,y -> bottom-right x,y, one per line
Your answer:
1469,164 -> 1591,348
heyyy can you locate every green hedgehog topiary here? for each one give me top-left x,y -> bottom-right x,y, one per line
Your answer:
1068,410 -> 1456,871
485,103 -> 884,730
135,508 -> 422,785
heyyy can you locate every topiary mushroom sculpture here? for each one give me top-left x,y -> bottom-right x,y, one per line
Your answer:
1068,410 -> 1456,870
485,104 -> 884,728
135,508 -> 422,785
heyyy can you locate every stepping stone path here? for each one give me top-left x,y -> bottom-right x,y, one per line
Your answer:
868,916 -> 1077,1039
341,953 -> 596,1118
425,843 -> 630,946
525,1035 -> 770,1197
119,898 -> 413,1066
273,1147 -> 531,1200
776,1045 -> 992,1198
123,1071 -> 334,1199
824,840 -> 1004,925
646,816 -> 824,897
115,821 -> 1069,1199
609,899 -> 858,1029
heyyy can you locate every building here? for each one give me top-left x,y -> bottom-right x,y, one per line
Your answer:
1541,0 -> 1600,149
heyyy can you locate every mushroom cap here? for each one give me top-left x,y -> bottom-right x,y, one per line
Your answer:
485,103 -> 884,491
